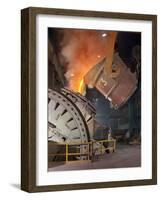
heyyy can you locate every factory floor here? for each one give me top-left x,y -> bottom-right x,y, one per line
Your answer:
48,144 -> 141,172
48,144 -> 141,171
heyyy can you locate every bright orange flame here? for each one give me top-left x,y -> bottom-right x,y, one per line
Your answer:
78,79 -> 84,94
68,64 -> 92,94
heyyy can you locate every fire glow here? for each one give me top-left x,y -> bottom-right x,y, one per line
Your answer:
78,79 -> 84,94
58,29 -> 116,94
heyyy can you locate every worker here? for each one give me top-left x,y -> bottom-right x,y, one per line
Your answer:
108,127 -> 112,140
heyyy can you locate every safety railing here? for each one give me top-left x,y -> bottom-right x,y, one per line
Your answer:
48,139 -> 116,162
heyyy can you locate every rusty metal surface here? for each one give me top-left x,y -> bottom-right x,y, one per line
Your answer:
85,53 -> 138,109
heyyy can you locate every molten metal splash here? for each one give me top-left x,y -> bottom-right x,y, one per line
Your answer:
78,79 -> 85,94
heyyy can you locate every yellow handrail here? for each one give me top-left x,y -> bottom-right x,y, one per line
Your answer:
48,139 -> 116,162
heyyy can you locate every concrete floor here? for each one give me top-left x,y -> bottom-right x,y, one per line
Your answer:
48,144 -> 141,172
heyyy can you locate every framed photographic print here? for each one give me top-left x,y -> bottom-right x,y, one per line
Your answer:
21,7 -> 157,192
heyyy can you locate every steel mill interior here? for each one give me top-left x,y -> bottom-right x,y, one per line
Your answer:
48,28 -> 141,171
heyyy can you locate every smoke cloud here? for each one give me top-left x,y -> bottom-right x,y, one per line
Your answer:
57,29 -> 114,92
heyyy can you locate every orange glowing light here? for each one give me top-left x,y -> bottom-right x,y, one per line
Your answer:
78,79 -> 84,94
62,30 -> 117,94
